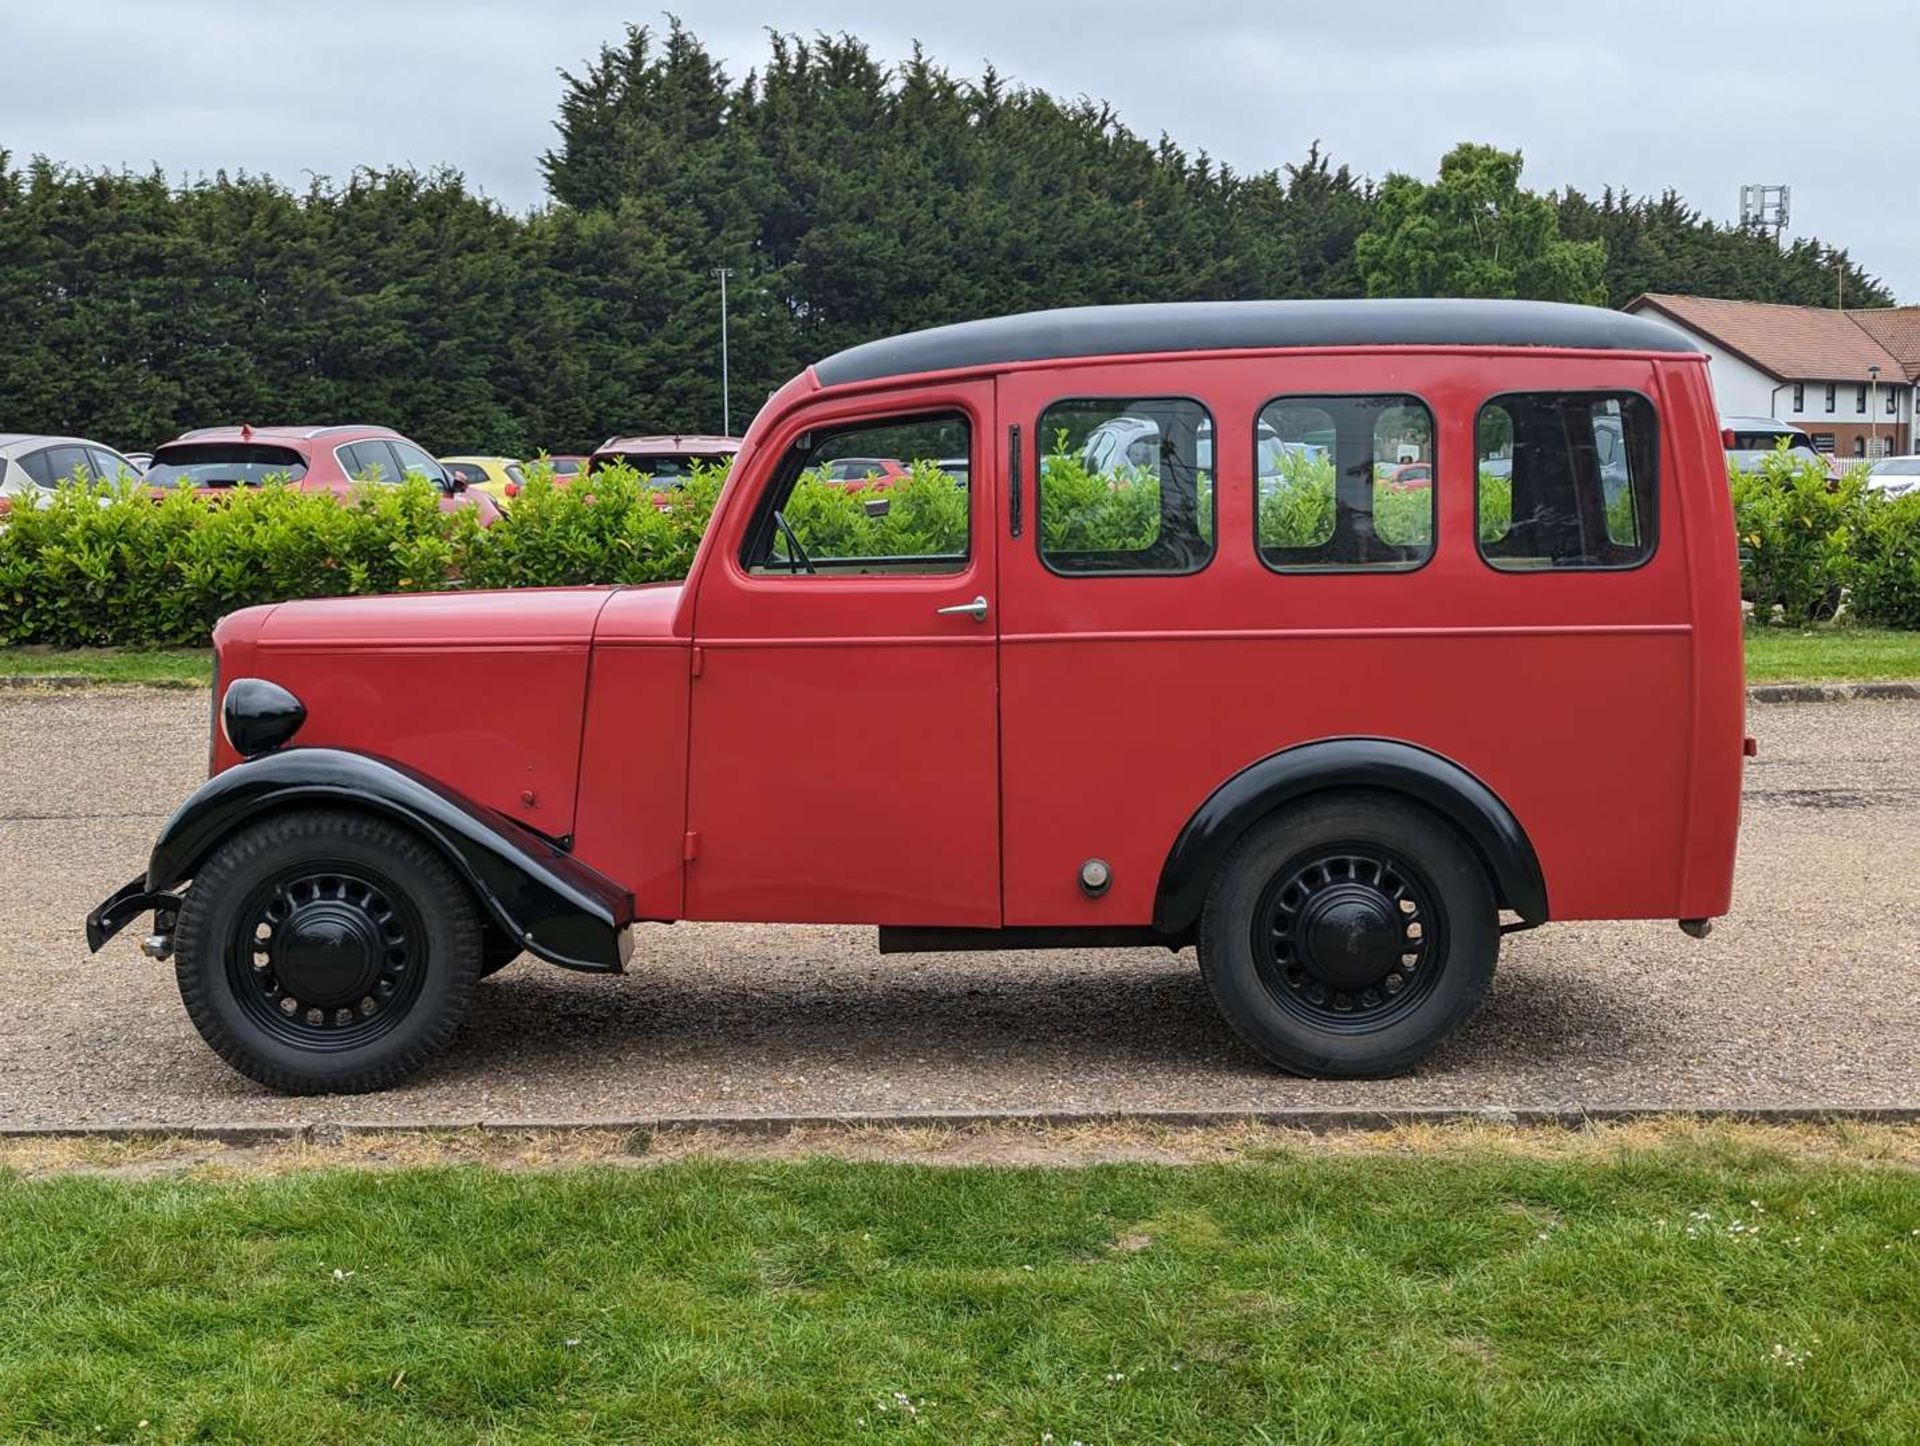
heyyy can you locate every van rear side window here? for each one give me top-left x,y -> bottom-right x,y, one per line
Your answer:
1477,393 -> 1656,571
1255,395 -> 1434,571
1037,398 -> 1214,575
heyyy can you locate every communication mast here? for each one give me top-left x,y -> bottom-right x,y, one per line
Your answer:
1739,184 -> 1791,245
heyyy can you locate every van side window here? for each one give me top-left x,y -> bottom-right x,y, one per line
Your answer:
1036,398 -> 1213,575
1477,393 -> 1656,570
742,413 -> 969,576
1255,395 -> 1434,571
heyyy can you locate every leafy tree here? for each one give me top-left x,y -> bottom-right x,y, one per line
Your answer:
0,26 -> 1897,458
1355,144 -> 1606,303
1557,186 -> 1891,309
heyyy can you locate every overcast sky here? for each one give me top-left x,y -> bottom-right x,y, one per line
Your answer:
6,0 -> 1916,302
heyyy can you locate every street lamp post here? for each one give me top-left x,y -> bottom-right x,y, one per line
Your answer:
713,267 -> 735,437
1868,363 -> 1880,462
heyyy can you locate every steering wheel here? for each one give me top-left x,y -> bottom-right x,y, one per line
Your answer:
771,509 -> 816,575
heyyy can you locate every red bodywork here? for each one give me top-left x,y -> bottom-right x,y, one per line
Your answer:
211,334 -> 1745,935
148,425 -> 502,526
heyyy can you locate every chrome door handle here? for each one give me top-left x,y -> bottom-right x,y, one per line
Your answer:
935,595 -> 989,622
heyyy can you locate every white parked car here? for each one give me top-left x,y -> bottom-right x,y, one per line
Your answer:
1721,416 -> 1837,478
0,433 -> 140,512
1866,455 -> 1920,498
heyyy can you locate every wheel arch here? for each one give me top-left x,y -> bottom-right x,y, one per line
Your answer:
146,748 -> 633,972
1153,737 -> 1548,936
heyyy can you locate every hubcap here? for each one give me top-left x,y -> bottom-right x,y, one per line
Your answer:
1297,883 -> 1402,990
225,870 -> 426,1050
273,900 -> 384,1007
1253,848 -> 1445,1032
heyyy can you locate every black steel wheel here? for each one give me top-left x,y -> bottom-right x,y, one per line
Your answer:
1253,846 -> 1445,1031
173,808 -> 484,1094
1197,792 -> 1498,1078
226,869 -> 429,1049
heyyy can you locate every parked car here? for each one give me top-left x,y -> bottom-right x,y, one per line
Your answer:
813,455 -> 910,487
122,452 -> 154,474
0,433 -> 140,513
1721,416 -> 1836,478
441,455 -> 527,504
1865,455 -> 1920,497
587,434 -> 741,481
541,454 -> 588,482
88,299 -> 1743,1095
144,425 -> 501,525
1077,415 -> 1326,497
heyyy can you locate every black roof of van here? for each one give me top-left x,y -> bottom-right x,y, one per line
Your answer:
813,299 -> 1695,387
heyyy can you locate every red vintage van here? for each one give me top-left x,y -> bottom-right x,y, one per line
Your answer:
88,300 -> 1745,1095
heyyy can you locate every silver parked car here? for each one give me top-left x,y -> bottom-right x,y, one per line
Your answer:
1867,455 -> 1920,498
0,433 -> 140,511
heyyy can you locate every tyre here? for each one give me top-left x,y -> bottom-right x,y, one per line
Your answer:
172,808 -> 484,1095
1197,792 -> 1498,1078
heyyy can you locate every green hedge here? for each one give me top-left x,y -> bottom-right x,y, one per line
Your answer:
0,466 -> 714,648
1732,448 -> 1920,629
6,448 -> 1919,648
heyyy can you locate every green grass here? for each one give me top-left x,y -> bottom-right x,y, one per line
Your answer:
0,646 -> 211,686
1744,626 -> 1920,683
2,1146 -> 1917,1442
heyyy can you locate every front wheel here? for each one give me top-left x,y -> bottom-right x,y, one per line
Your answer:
172,808 -> 484,1094
1197,792 -> 1498,1078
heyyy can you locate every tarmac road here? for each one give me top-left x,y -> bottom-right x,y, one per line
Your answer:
2,687 -> 1915,1128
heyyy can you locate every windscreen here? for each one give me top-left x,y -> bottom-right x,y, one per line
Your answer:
1728,431 -> 1816,454
146,443 -> 307,487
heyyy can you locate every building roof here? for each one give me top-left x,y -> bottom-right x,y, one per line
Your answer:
1847,308 -> 1920,383
813,299 -> 1696,387
1627,293 -> 1907,384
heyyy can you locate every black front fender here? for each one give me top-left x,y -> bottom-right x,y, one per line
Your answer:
1153,737 -> 1548,936
141,748 -> 633,972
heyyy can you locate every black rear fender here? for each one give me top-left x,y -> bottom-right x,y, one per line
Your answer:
1154,737 -> 1548,936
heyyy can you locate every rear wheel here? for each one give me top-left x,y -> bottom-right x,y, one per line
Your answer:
172,808 -> 483,1094
1197,792 -> 1498,1078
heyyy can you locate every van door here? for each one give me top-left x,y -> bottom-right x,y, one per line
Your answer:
684,382 -> 1001,926
993,362 -> 1248,928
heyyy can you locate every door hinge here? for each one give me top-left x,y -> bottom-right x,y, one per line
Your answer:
682,830 -> 700,862
690,646 -> 705,678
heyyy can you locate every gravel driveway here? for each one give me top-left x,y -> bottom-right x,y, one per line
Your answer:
3,687 -> 1916,1128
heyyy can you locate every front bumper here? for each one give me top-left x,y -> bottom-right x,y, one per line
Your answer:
86,875 -> 182,954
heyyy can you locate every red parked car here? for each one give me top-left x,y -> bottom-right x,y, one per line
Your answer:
143,425 -> 501,525
586,433 -> 742,480
89,300 -> 1745,1094
582,434 -> 743,511
542,454 -> 588,484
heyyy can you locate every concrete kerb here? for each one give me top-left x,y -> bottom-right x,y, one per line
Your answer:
4,1104 -> 1920,1147
1746,681 -> 1920,704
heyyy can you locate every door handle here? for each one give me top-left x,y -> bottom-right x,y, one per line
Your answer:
935,595 -> 989,622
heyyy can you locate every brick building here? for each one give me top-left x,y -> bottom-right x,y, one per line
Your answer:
1625,293 -> 1920,459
